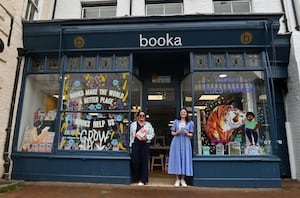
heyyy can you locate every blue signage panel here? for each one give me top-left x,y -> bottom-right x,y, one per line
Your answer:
23,18 -> 278,52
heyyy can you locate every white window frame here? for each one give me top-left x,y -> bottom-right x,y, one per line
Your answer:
146,3 -> 183,16
82,5 -> 117,19
25,0 -> 39,21
213,0 -> 251,14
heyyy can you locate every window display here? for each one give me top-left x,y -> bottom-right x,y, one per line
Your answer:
59,73 -> 130,151
191,71 -> 271,156
18,74 -> 59,152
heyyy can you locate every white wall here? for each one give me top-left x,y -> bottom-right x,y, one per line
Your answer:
252,0 -> 282,13
286,31 -> 300,180
54,0 -> 82,19
0,0 -> 25,177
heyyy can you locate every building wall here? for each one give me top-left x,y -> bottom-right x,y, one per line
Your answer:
53,0 -> 285,19
0,0 -> 25,177
286,31 -> 300,179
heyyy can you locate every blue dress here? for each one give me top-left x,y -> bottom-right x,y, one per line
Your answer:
168,119 -> 194,176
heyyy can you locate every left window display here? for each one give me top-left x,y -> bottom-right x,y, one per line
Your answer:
18,74 -> 59,152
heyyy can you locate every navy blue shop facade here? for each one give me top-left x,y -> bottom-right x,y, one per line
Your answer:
12,14 -> 290,188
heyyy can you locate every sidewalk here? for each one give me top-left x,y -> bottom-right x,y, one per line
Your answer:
1,179 -> 300,198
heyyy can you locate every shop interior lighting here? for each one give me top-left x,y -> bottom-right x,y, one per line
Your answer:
199,95 -> 220,100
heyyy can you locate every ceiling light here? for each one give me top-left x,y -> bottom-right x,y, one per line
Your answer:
199,95 -> 220,100
194,106 -> 206,110
218,74 -> 227,78
148,95 -> 163,100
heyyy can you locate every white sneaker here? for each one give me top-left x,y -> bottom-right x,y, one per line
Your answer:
180,179 -> 187,187
138,181 -> 145,186
174,179 -> 180,187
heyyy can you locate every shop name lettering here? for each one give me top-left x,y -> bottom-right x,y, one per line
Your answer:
204,83 -> 254,94
139,33 -> 182,47
69,89 -> 124,105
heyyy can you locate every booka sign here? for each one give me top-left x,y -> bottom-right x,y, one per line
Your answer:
139,33 -> 182,47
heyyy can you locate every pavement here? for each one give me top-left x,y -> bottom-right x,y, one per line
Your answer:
0,179 -> 300,198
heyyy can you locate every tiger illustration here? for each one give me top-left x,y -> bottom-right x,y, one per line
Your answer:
202,105 -> 246,144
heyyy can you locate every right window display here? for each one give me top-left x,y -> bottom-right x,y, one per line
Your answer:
193,71 -> 272,156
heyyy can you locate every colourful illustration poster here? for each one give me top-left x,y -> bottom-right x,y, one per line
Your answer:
59,73 -> 129,151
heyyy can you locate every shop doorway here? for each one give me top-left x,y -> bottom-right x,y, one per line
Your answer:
133,51 -> 190,183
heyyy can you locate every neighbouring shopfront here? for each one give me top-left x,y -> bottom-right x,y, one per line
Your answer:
11,14 -> 290,187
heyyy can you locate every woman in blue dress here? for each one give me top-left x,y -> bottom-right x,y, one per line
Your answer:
168,108 -> 194,187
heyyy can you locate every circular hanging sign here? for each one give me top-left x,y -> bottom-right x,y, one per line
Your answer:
240,32 -> 253,45
73,36 -> 85,48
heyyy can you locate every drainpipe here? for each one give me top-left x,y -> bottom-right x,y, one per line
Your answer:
291,0 -> 300,31
129,0 -> 132,16
2,48 -> 27,180
280,0 -> 289,33
51,0 -> 57,19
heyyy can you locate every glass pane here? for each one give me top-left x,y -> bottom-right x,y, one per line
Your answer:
99,56 -> 113,71
47,56 -> 60,70
232,2 -> 250,13
66,57 -> 80,71
131,76 -> 142,118
115,56 -> 129,70
83,7 -> 99,19
83,57 -> 96,70
165,3 -> 182,15
100,6 -> 116,18
17,74 -> 59,152
211,54 -> 226,68
230,54 -> 244,68
182,74 -> 192,109
147,87 -> 175,101
193,71 -> 272,156
63,73 -> 130,111
247,54 -> 262,67
31,56 -> 45,71
146,4 -> 164,15
59,112 -> 129,151
194,54 -> 208,69
214,2 -> 231,13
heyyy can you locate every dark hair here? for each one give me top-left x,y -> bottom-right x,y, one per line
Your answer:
137,110 -> 146,117
246,112 -> 255,118
178,108 -> 190,122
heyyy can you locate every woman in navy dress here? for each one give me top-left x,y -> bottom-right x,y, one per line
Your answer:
168,108 -> 194,187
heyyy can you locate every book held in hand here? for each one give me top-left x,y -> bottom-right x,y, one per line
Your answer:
135,128 -> 147,140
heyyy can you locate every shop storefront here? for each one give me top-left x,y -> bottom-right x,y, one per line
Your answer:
11,14 -> 290,188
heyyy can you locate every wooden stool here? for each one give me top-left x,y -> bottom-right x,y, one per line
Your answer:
151,154 -> 164,171
164,156 -> 169,172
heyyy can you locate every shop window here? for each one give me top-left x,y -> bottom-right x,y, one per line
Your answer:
214,0 -> 251,14
146,1 -> 183,16
115,56 -> 129,70
31,56 -> 45,72
131,76 -> 142,119
83,56 -> 97,71
17,74 -> 60,152
229,54 -> 244,68
60,73 -> 130,151
211,54 -> 226,68
66,57 -> 80,71
47,56 -> 60,70
247,54 -> 262,67
99,56 -> 113,71
194,54 -> 208,69
193,71 -> 272,156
